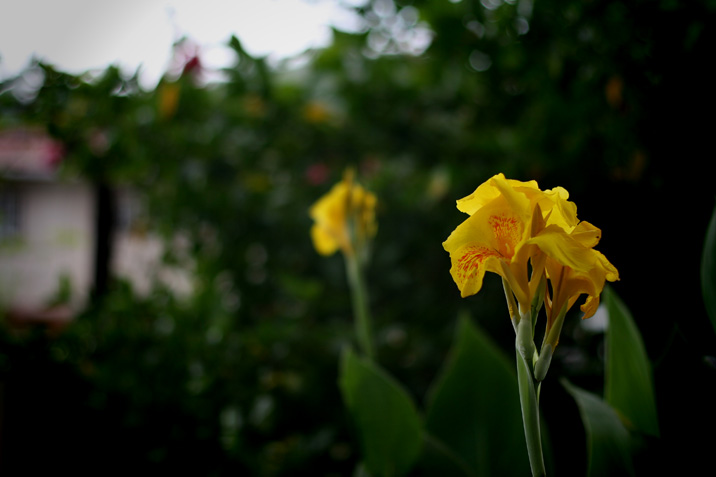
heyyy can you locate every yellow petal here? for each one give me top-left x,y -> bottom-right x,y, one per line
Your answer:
539,186 -> 579,230
310,224 -> 340,256
443,190 -> 532,302
540,236 -> 619,322
571,221 -> 602,248
528,225 -> 598,274
448,243 -> 503,297
456,173 -> 539,215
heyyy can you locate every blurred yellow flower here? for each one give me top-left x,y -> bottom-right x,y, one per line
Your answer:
303,101 -> 332,124
158,82 -> 180,119
243,94 -> 266,118
309,169 -> 377,258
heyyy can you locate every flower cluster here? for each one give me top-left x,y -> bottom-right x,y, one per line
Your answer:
309,169 -> 377,261
443,173 -> 618,347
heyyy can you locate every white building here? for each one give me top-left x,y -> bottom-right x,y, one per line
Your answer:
0,127 -> 190,329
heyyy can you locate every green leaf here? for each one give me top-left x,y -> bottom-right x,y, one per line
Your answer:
417,433 -> 476,477
423,313 -> 530,476
604,287 -> 660,437
562,379 -> 634,477
701,203 -> 716,335
339,348 -> 423,477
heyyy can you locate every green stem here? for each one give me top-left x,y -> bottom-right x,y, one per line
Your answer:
501,277 -> 519,334
535,302 -> 568,381
345,254 -> 375,361
516,318 -> 546,477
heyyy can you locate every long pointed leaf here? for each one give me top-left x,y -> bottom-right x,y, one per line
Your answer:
604,287 -> 659,437
701,203 -> 716,335
562,379 -> 634,477
424,313 -> 530,476
339,348 -> 423,477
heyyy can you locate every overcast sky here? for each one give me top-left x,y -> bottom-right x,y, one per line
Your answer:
0,0 -> 364,88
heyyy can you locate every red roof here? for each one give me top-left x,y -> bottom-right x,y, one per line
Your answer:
0,127 -> 64,179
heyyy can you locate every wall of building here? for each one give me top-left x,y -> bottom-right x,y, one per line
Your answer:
0,180 -> 94,310
0,180 -> 193,314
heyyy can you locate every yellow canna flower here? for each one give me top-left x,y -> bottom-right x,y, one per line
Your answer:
443,173 -> 618,327
445,173 -> 620,470
309,169 -> 377,259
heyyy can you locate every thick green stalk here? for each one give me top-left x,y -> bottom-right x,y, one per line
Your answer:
516,315 -> 546,477
345,254 -> 375,361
